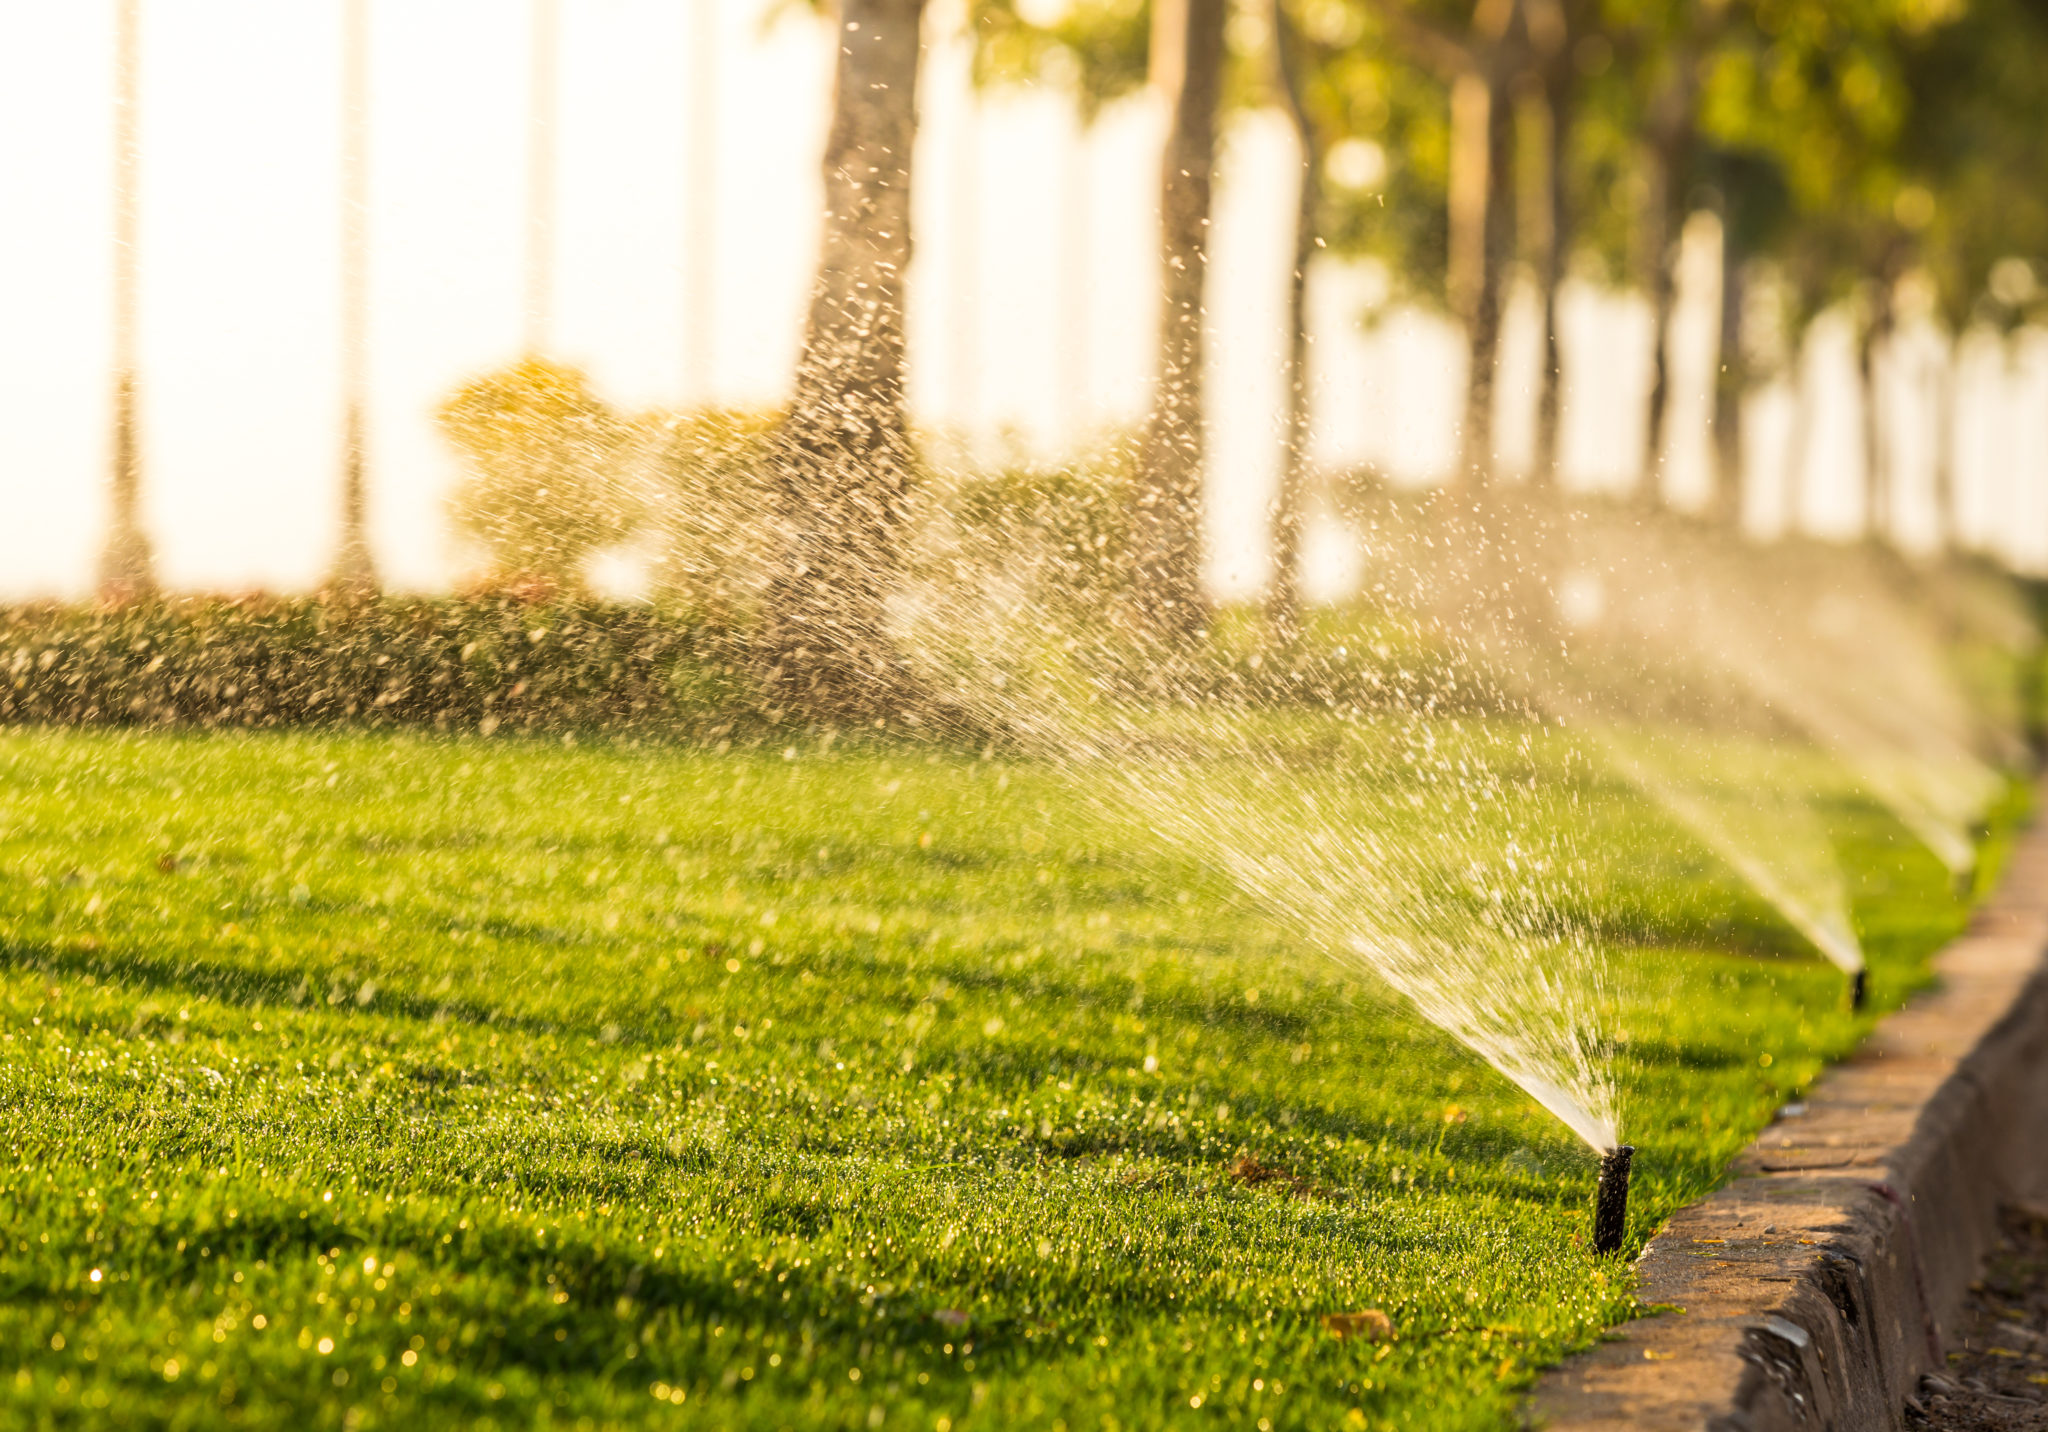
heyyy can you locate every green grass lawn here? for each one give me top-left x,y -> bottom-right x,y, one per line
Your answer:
0,725 -> 2009,1430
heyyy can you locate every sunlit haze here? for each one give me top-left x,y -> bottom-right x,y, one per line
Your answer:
4,2 -> 2045,600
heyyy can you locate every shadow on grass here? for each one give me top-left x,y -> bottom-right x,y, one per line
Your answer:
0,934 -> 549,1038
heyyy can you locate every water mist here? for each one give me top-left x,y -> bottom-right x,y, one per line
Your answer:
899,474 -> 1627,1166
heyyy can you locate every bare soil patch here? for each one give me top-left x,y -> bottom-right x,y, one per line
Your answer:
1907,1207 -> 2048,1431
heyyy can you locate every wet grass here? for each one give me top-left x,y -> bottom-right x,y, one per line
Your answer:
0,725 -> 2015,1430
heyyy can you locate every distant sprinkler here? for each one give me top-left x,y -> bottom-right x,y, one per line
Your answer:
1850,968 -> 1869,1013
1592,1145 -> 1634,1255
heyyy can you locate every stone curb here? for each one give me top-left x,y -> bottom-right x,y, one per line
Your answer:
1531,797 -> 2048,1431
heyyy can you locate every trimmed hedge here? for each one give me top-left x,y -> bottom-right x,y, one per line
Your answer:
0,596 -> 750,735
0,593 -> 1491,742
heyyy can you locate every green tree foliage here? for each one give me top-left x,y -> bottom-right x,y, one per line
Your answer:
1889,0 -> 2048,328
629,407 -> 783,628
965,0 -> 2037,418
1292,1 -> 1453,299
438,359 -> 637,593
935,439 -> 1138,622
970,0 -> 1151,117
949,0 -> 2039,542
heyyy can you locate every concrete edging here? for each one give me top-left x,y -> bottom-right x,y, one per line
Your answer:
1532,798 -> 2048,1431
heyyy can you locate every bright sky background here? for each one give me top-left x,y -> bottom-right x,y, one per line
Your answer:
1,0 -> 2039,599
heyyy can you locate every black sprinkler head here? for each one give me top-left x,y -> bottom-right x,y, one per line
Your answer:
1850,968 -> 1869,1013
1592,1144 -> 1635,1255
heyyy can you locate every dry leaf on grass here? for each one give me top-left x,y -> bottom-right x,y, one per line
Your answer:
1323,1310 -> 1395,1342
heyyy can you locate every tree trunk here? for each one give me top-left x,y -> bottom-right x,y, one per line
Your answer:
1449,72 -> 1499,485
1636,143 -> 1677,507
1635,49 -> 1698,509
1931,335 -> 1956,553
1449,70 -> 1512,484
1784,336 -> 1815,537
1531,62 -> 1570,482
101,376 -> 154,603
1267,0 -> 1319,645
1447,71 -> 1489,354
758,0 -> 925,720
1124,0 -> 1227,645
101,0 -> 154,604
333,404 -> 376,597
331,0 -> 378,599
1709,230 -> 1743,525
1858,281 -> 1894,545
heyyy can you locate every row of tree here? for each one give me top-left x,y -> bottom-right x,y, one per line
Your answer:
762,0 -> 2048,715
92,0 -> 2048,724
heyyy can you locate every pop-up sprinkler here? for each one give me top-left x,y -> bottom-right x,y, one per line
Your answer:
1850,968 -> 1869,1012
1592,1145 -> 1635,1254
